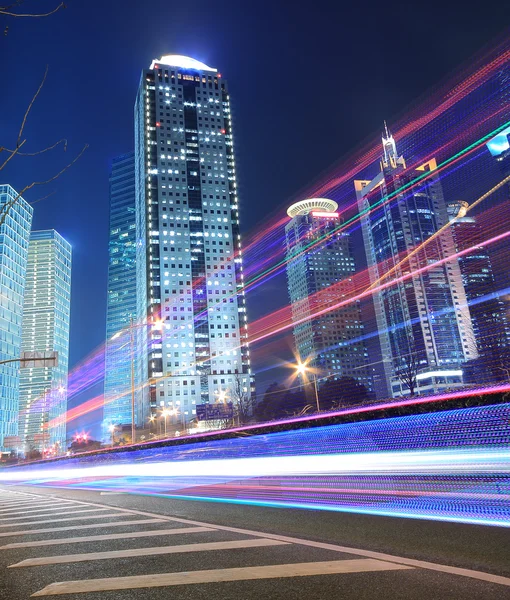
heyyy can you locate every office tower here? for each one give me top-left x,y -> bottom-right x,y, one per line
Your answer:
0,185 -> 33,452
18,230 -> 71,454
355,128 -> 477,397
447,201 -> 510,382
103,152 -> 139,436
285,198 -> 372,390
134,55 -> 253,427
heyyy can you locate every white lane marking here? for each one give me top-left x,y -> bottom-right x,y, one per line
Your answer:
0,508 -> 111,525
0,518 -> 166,538
11,538 -> 288,568
0,502 -> 76,515
26,491 -> 510,589
99,492 -> 125,495
0,500 -> 72,511
0,526 -> 215,549
30,559 -> 412,595
0,513 -> 124,529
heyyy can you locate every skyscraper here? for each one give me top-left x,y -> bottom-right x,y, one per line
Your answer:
134,55 -> 253,427
19,230 -> 71,454
355,129 -> 477,397
103,152 -> 138,435
447,200 -> 510,382
285,198 -> 372,390
0,185 -> 33,452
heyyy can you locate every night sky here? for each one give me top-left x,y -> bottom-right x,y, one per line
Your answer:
1,1 -> 507,432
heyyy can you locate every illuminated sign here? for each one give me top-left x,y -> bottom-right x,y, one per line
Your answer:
486,125 -> 510,157
311,211 -> 339,218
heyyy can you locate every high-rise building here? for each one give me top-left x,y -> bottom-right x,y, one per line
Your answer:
103,152 -> 139,436
447,200 -> 510,381
134,55 -> 253,427
355,128 -> 477,397
18,230 -> 71,454
0,185 -> 33,452
285,198 -> 372,390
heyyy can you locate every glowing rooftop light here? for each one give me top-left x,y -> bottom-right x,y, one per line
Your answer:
150,55 -> 217,72
287,198 -> 338,218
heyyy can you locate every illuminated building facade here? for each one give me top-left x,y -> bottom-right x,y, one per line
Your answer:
19,230 -> 71,453
355,129 -> 477,397
285,198 -> 372,390
0,185 -> 33,452
103,152 -> 141,435
447,201 -> 510,380
134,55 -> 253,427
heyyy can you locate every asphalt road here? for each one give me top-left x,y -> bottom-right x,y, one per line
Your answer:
0,484 -> 509,599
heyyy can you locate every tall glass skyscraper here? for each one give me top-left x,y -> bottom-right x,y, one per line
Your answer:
19,230 -> 72,453
0,185 -> 33,452
355,130 -> 477,397
447,200 -> 510,381
285,198 -> 372,390
134,55 -> 253,427
103,152 -> 139,435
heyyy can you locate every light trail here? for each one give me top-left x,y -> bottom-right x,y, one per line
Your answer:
6,403 -> 510,527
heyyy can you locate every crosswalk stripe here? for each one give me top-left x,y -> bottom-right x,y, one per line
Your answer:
0,508 -> 111,525
0,518 -> 166,538
31,559 -> 413,594
0,500 -> 66,510
11,538 -> 289,568
0,513 -> 123,529
0,526 -> 215,549
0,503 -> 76,516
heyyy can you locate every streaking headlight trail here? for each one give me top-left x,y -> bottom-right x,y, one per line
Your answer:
3,403 -> 509,527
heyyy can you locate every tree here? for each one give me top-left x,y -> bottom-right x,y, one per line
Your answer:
319,377 -> 371,410
69,438 -> 102,453
25,449 -> 42,460
254,382 -> 288,422
229,373 -> 255,425
398,336 -> 419,396
1,2 -> 86,224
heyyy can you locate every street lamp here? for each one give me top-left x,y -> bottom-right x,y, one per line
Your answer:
108,424 -> 116,446
296,361 -> 320,412
111,317 -> 164,445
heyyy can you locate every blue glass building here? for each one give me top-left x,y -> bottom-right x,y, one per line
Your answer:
285,199 -> 373,391
19,230 -> 72,454
0,185 -> 33,452
103,152 -> 141,437
355,132 -> 477,397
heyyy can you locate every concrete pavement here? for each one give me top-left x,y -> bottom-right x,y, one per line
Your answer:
0,484 -> 508,599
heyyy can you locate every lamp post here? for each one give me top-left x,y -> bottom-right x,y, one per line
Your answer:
108,424 -> 116,446
296,361 -> 320,412
112,318 -> 163,446
162,409 -> 170,436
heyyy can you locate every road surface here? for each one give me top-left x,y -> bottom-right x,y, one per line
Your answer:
0,484 -> 508,599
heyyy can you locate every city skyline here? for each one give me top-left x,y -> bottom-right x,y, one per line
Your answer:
0,4 -> 508,438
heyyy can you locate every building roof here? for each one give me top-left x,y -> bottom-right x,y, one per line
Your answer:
149,55 -> 217,72
287,198 -> 338,218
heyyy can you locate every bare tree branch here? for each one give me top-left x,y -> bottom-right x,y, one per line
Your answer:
1,138 -> 67,157
0,2 -> 65,18
0,143 -> 88,227
17,64 -> 48,146
0,138 -> 26,170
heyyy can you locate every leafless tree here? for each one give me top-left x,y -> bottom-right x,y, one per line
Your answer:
398,336 -> 419,397
229,373 -> 254,426
1,69 -> 87,225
